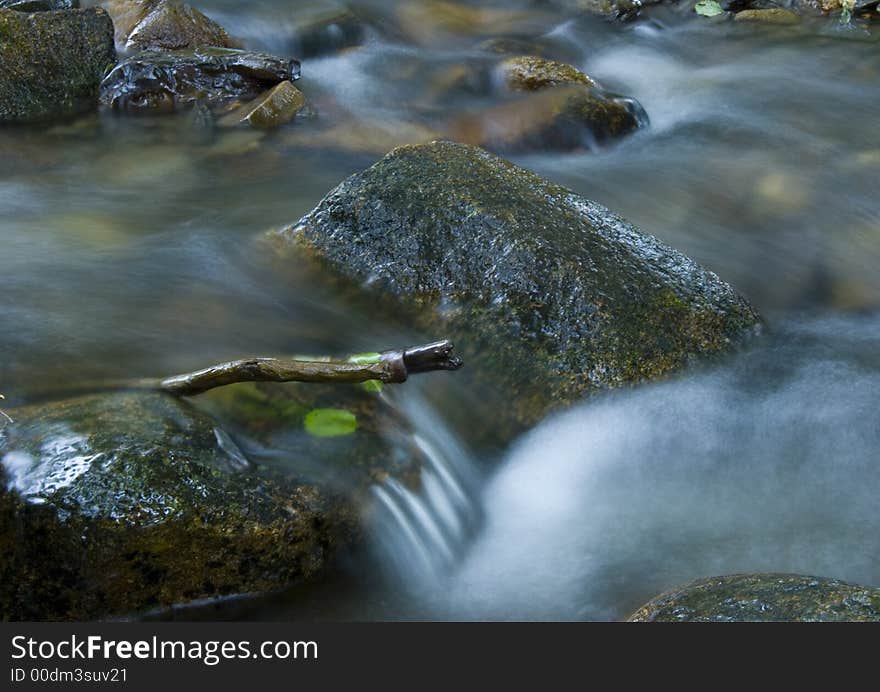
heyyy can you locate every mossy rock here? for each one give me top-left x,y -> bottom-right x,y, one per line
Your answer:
270,141 -> 761,436
734,8 -> 801,22
0,391 -> 359,620
628,574 -> 880,622
500,55 -> 597,92
99,48 -> 300,113
103,0 -> 238,53
0,7 -> 115,123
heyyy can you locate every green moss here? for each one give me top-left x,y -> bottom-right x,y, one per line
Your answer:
0,8 -> 115,123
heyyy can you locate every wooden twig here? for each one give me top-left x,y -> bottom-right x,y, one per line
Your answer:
9,341 -> 463,405
156,339 -> 463,397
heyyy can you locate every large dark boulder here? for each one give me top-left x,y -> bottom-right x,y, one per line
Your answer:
628,574 -> 880,622
0,384 -> 426,620
0,7 -> 115,123
271,141 -> 761,435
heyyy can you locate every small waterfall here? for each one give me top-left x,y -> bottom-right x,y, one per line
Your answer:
368,389 -> 482,586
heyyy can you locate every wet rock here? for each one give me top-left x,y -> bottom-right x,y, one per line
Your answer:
271,141 -> 761,431
219,80 -> 305,130
0,0 -> 77,10
628,574 -> 880,622
448,84 -> 646,152
0,391 -> 358,620
499,55 -> 597,91
445,55 -> 645,153
734,7 -> 801,22
103,0 -> 237,53
99,48 -> 300,114
0,7 -> 115,123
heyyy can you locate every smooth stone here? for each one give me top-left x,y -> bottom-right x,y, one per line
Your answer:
219,80 -> 305,130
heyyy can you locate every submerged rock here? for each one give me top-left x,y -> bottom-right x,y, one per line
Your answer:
219,80 -> 305,129
99,48 -> 300,113
103,0 -> 237,53
0,7 -> 115,123
448,55 -> 645,153
197,381 -> 426,491
449,84 -> 644,153
291,8 -> 365,58
0,392 -> 357,620
628,574 -> 880,622
272,141 -> 761,432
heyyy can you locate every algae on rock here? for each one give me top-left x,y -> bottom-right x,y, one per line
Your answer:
0,7 -> 115,123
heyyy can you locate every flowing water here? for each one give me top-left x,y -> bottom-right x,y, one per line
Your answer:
2,1 -> 880,620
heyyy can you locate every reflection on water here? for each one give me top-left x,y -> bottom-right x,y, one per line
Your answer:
2,1 -> 880,619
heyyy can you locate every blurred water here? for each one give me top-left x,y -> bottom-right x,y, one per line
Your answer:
439,316 -> 880,620
2,1 -> 879,619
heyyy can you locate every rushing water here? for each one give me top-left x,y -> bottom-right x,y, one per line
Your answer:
2,1 -> 880,619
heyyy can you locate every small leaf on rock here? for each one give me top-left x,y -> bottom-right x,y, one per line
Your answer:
304,408 -> 358,437
695,0 -> 724,16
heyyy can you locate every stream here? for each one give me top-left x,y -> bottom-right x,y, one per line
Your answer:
1,1 -> 879,620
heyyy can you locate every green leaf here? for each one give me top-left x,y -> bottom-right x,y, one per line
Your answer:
695,0 -> 724,16
304,408 -> 358,438
347,352 -> 382,364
